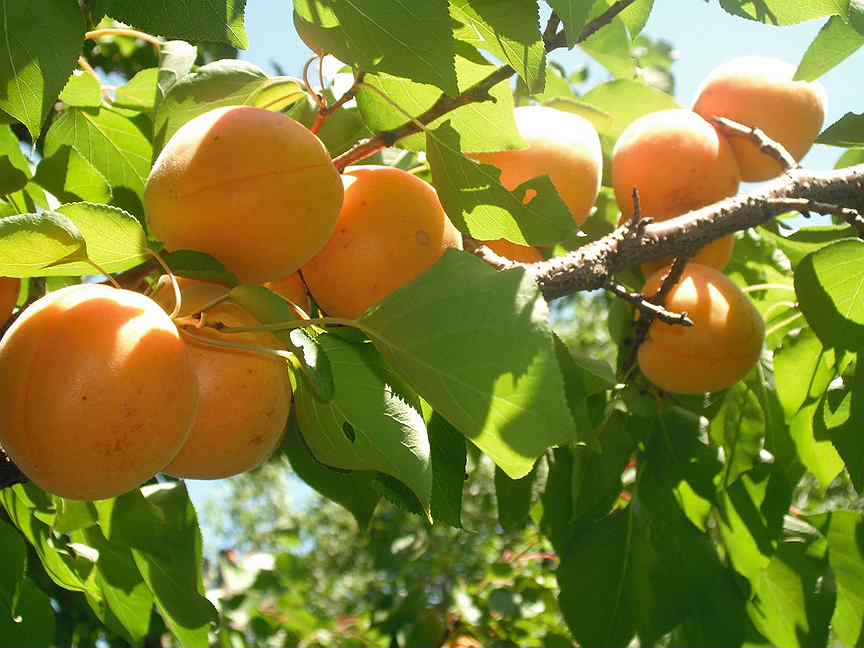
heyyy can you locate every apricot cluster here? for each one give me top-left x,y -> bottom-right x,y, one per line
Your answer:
612,56 -> 823,393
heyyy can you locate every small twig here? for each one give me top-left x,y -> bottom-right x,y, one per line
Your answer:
714,117 -> 797,174
769,197 -> 864,239
77,56 -> 100,84
630,187 -> 643,228
321,71 -> 365,116
85,28 -> 162,51
547,0 -> 638,49
622,256 -> 690,378
606,281 -> 693,327
543,13 -> 562,44
463,238 -> 522,272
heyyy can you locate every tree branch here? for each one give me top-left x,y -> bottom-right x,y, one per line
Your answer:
606,280 -> 693,327
333,0 -> 638,171
714,117 -> 797,173
533,164 -> 864,301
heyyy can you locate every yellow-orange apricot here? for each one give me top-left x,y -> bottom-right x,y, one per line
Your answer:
0,284 -> 197,500
484,239 -> 544,264
163,301 -> 291,480
0,278 -> 19,323
472,105 -> 603,226
145,106 -> 344,284
638,264 -> 765,395
613,109 -> 740,274
302,167 -> 463,318
265,272 -> 311,315
150,279 -> 292,479
694,57 -> 828,182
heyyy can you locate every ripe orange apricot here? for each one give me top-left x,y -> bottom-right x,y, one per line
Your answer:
638,264 -> 765,395
484,239 -> 544,264
613,109 -> 740,275
0,277 -> 20,323
265,272 -> 311,315
145,106 -> 344,284
472,105 -> 603,226
694,57 -> 828,182
0,284 -> 197,500
150,278 -> 292,479
302,167 -> 463,318
164,302 -> 291,480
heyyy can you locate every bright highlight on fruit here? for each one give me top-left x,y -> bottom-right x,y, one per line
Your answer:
638,264 -> 765,395
613,108 -> 741,275
694,56 -> 827,182
303,166 -> 463,319
0,284 -> 198,500
473,105 -> 603,226
145,106 -> 344,284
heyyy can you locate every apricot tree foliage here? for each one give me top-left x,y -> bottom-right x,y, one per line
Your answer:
1,1 -> 864,647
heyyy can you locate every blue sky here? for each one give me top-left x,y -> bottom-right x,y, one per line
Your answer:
188,1 -> 863,544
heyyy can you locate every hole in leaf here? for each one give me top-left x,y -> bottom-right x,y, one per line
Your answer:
342,421 -> 356,443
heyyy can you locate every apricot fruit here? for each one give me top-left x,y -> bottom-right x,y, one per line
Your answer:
0,277 -> 19,323
0,284 -> 197,500
472,105 -> 603,226
638,263 -> 765,395
145,106 -> 344,284
694,57 -> 828,182
151,278 -> 292,480
484,239 -> 544,264
265,272 -> 311,315
613,109 -> 740,274
302,167 -> 463,318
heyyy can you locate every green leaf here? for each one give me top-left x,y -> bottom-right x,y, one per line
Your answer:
825,511 -> 864,646
282,420 -> 380,531
164,250 -> 239,286
719,0 -> 845,25
795,16 -> 864,81
293,0 -> 458,96
52,498 -> 98,535
747,542 -> 833,648
579,1 -> 635,78
114,68 -> 159,112
817,112 -> 864,147
495,462 -> 539,532
0,518 -> 26,616
0,1 -> 85,140
762,225 -> 856,268
0,580 -> 56,648
361,251 -> 575,479
59,72 -> 102,108
95,485 -> 217,647
581,78 -> 679,139
230,284 -> 333,401
33,146 -> 113,204
43,106 -> 153,215
428,412 -> 467,528
156,41 -> 198,108
356,46 -> 523,153
81,526 -> 154,646
546,0 -> 593,46
109,0 -> 249,48
775,329 -> 838,418
796,240 -> 864,349
33,203 -> 149,277
837,146 -> 864,168
821,357 -> 864,490
427,122 -> 577,245
450,0 -> 546,93
294,332 -> 433,518
0,212 -> 86,277
709,377 -> 766,485
619,0 -> 655,38
154,60 -> 306,152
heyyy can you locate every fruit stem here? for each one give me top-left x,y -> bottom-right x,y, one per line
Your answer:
147,248 -> 182,320
87,259 -> 121,289
765,311 -> 804,338
179,328 -> 294,362
85,28 -> 163,50
762,301 -> 798,322
742,283 -> 795,294
215,316 -> 360,335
